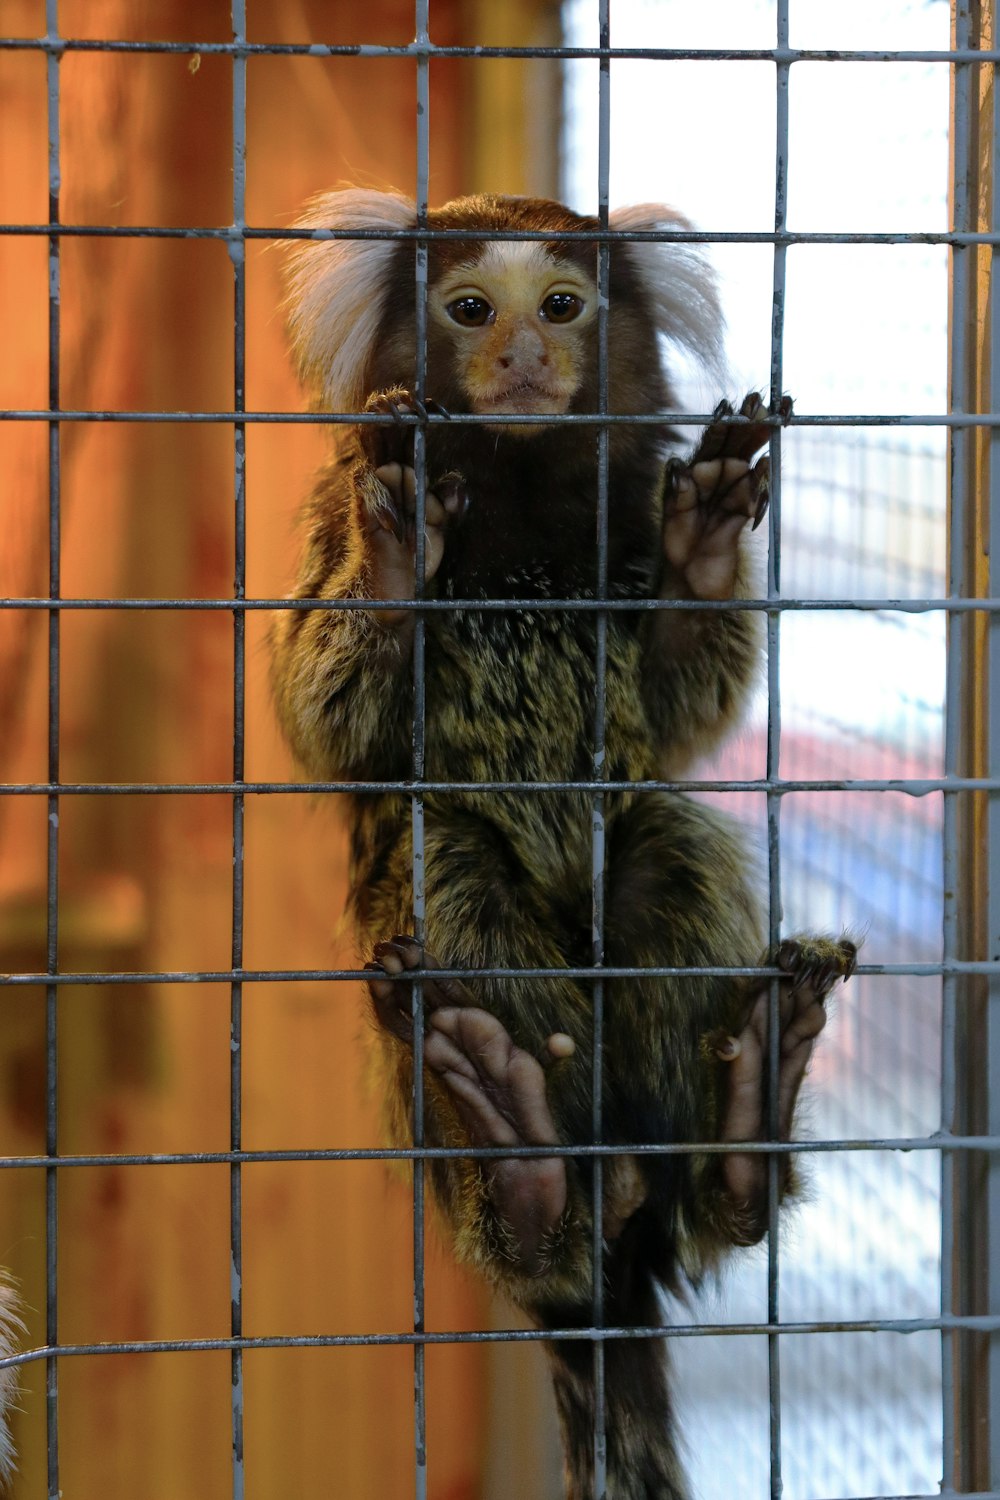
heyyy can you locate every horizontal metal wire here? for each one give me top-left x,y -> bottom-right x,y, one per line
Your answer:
2,1314 -> 998,1372
1,37 -> 999,63
0,407 -> 993,428
0,962 -> 990,988
0,776 -> 977,796
0,223 -> 992,247
0,1135 -> 991,1171
0,596 -> 990,614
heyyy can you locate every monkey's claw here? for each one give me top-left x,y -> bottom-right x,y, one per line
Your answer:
694,391 -> 793,468
361,386 -> 450,470
776,935 -> 858,1000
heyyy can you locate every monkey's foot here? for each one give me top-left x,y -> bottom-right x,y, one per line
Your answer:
663,391 -> 792,601
714,934 -> 856,1234
364,936 -> 574,1273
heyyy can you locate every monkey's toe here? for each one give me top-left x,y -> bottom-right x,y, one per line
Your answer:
365,936 -> 476,1043
777,935 -> 858,1000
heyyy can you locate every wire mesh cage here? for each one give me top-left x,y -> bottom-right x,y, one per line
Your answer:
0,1 -> 992,1497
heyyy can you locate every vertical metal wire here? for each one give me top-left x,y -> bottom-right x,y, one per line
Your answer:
229,5 -> 248,1495
943,9 -> 971,1488
987,34 -> 1000,1490
44,4 -> 61,1496
590,6 -> 611,1494
411,4 -> 431,1495
765,5 -> 791,1497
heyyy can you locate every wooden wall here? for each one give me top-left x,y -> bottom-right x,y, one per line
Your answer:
0,1 -> 566,1493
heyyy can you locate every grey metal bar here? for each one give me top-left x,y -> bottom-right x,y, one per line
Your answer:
989,26 -> 1000,1489
4,36 -> 1000,63
9,405 -> 1000,429
11,222 -> 1000,246
0,774 -> 991,794
3,1311 -> 999,1358
3,959 -> 996,987
3,593 -> 998,612
946,4 -> 975,1487
228,4 -> 247,1497
765,5 -> 790,1495
0,1135 -> 986,1168
411,6 -> 431,1496
43,3 -> 61,1495
6,405 -> 1000,428
588,5 -> 611,1492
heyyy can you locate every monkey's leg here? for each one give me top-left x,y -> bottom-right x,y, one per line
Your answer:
712,934 -> 857,1237
365,935 -> 577,1275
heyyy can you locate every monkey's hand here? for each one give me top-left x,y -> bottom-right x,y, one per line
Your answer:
365,935 -> 579,1278
706,933 -> 857,1246
661,392 -> 792,601
357,390 -> 467,626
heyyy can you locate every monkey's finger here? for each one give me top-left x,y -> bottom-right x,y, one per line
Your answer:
750,457 -> 771,531
696,396 -> 769,466
692,399 -> 736,463
689,457 -> 756,522
779,999 -> 827,1057
435,476 -> 470,520
371,465 -> 408,543
389,467 -> 453,534
775,1035 -> 816,1140
365,962 -> 416,1043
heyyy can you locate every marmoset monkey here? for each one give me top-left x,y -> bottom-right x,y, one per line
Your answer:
271,189 -> 856,1500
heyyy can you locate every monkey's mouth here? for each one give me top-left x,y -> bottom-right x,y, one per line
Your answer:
475,381 -> 570,417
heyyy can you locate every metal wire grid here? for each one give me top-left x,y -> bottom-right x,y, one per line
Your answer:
0,5 -> 996,1499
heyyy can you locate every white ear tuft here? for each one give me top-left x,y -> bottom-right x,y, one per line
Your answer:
610,203 -> 725,376
284,188 -> 417,412
0,1273 -> 24,1489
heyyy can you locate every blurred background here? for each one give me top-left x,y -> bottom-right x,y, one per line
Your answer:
0,0 -> 960,1496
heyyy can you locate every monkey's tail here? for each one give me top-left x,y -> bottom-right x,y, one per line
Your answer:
540,1253 -> 688,1500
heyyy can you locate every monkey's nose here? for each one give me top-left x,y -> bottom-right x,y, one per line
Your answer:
498,326 -> 548,370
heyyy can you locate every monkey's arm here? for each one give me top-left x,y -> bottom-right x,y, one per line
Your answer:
639,394 -> 785,771
271,397 -> 465,779
269,454 -> 415,780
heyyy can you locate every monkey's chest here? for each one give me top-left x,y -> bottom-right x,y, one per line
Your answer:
421,613 -> 652,875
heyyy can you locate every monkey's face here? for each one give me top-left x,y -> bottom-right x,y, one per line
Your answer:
428,244 -> 598,436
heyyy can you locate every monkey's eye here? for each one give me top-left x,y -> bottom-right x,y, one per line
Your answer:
540,292 -> 583,324
447,296 -> 494,328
